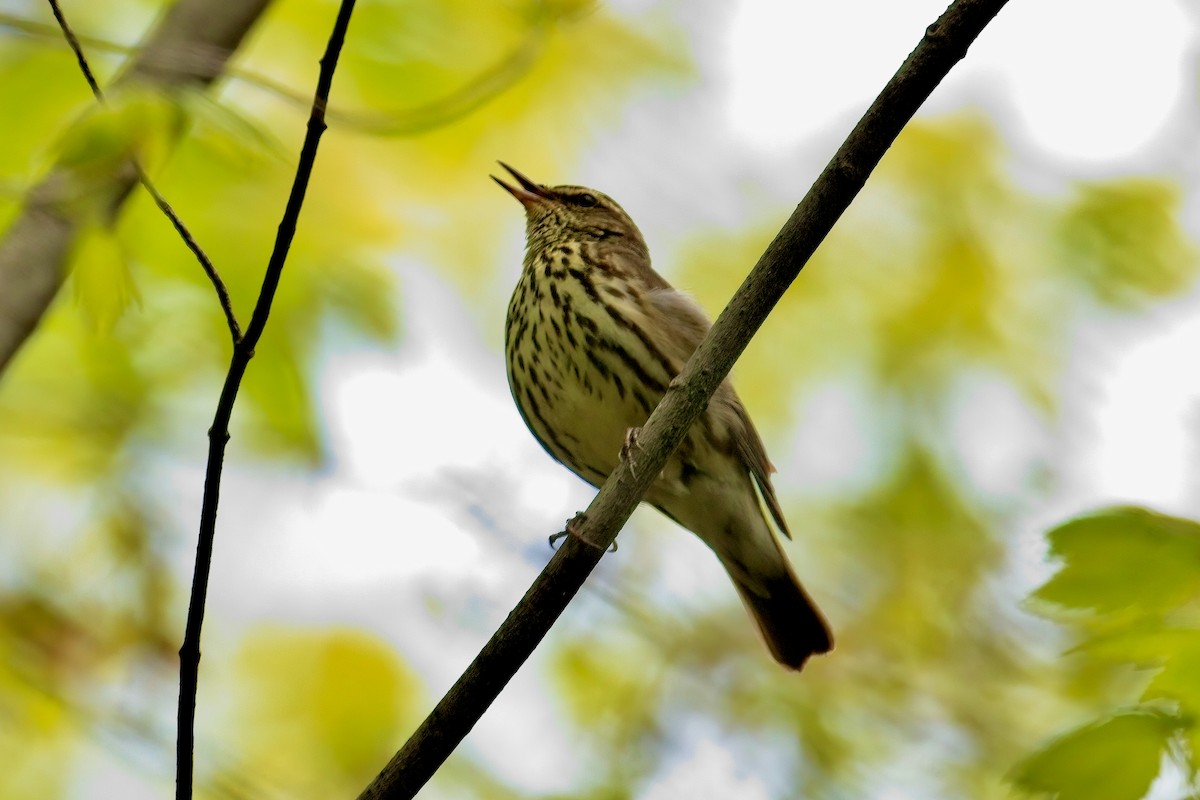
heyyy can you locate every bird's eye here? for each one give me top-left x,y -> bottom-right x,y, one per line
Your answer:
576,193 -> 599,208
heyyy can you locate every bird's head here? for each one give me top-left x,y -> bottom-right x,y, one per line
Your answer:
493,162 -> 646,253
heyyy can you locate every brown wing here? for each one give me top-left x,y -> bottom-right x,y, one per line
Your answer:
643,287 -> 792,539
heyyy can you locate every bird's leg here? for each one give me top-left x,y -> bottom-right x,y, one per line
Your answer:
620,426 -> 642,477
549,512 -> 617,553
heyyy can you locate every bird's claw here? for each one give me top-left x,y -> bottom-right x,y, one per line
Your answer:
620,427 -> 642,477
549,513 -> 617,553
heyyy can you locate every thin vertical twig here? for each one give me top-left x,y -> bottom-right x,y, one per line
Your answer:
174,2 -> 359,798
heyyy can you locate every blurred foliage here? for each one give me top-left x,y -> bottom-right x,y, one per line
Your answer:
1059,181 -> 1196,308
52,86 -> 181,184
549,631 -> 672,791
682,117 -> 1196,421
0,1 -> 1197,800
1014,507 -> 1200,799
214,626 -> 424,795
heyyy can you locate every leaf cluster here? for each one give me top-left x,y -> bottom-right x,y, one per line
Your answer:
1016,507 -> 1200,800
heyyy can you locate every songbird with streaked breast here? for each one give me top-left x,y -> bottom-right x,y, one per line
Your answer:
495,163 -> 832,670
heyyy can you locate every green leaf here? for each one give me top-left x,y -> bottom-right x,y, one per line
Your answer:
1013,710 -> 1180,800
238,340 -> 321,462
549,633 -> 664,749
55,87 -> 180,177
1059,180 -> 1198,308
55,102 -> 139,174
1141,632 -> 1200,710
1071,627 -> 1200,710
232,627 -> 422,785
319,257 -> 398,340
70,221 -> 141,333
1033,507 -> 1200,615
1074,626 -> 1196,666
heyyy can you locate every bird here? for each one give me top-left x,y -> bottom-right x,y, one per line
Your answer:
494,162 -> 832,670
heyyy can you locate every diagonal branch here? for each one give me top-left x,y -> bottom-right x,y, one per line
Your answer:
0,0 -> 271,375
45,0 -> 240,341
46,0 -> 101,94
356,0 -> 1011,797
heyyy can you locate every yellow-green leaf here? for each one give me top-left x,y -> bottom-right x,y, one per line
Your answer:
233,626 -> 422,784
1013,710 -> 1179,800
1059,180 -> 1198,307
54,87 -> 180,176
1033,507 -> 1200,615
70,222 -> 141,333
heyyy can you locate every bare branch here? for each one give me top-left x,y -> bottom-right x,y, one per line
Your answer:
46,0 -> 101,95
356,1 -> 1010,797
174,2 -> 358,798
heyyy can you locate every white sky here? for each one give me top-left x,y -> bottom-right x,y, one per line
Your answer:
729,0 -> 1194,165
83,1 -> 1200,798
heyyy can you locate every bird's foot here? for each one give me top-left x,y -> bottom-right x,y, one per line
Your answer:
620,426 -> 642,477
549,512 -> 617,553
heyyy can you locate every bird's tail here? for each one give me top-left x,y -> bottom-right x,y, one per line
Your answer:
726,558 -> 833,671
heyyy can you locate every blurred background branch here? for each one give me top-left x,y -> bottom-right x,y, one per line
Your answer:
0,0 -> 269,373
45,0 -> 240,341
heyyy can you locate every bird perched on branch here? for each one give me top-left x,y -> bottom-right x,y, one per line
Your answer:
494,163 -> 832,670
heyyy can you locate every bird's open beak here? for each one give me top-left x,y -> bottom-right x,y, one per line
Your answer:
492,162 -> 552,208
